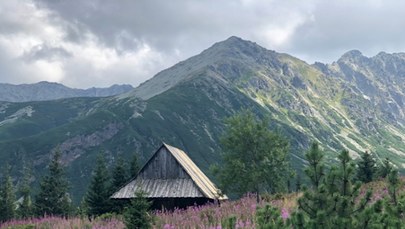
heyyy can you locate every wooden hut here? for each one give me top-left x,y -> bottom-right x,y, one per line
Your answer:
111,143 -> 227,209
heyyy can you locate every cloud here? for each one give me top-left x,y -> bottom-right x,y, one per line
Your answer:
23,44 -> 72,62
0,0 -> 174,88
0,0 -> 404,88
33,0 -> 315,53
287,0 -> 405,63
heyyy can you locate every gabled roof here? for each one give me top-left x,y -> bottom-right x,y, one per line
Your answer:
111,143 -> 227,200
162,143 -> 226,200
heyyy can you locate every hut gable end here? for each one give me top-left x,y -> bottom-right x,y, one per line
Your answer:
138,146 -> 189,179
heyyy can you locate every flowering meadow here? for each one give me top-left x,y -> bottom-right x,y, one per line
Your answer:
0,194 -> 289,229
153,193 -> 300,229
0,179 -> 403,229
0,216 -> 125,229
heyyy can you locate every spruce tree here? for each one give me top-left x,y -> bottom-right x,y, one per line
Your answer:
130,152 -> 140,178
35,150 -> 71,216
85,152 -> 112,216
17,164 -> 33,218
111,155 -> 130,213
0,165 -> 16,222
76,198 -> 88,217
112,156 -> 129,192
355,151 -> 376,183
123,191 -> 152,229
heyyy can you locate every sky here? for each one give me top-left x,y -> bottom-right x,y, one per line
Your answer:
1,0 -> 405,88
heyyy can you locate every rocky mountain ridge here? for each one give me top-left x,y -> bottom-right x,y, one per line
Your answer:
0,81 -> 133,102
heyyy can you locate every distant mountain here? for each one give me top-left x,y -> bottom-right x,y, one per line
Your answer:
0,36 -> 404,203
0,81 -> 134,102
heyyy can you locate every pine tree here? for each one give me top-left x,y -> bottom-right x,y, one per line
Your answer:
376,157 -> 393,179
355,151 -> 376,183
256,204 -> 289,228
0,164 -> 16,222
295,174 -> 302,192
330,149 -> 360,226
296,142 -> 329,227
380,169 -> 404,228
296,145 -> 373,228
123,191 -> 152,229
130,152 -> 140,178
85,152 -> 112,216
35,151 -> 71,216
17,164 -> 33,218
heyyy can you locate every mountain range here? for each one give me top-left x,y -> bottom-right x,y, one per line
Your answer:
0,81 -> 133,102
0,36 -> 404,202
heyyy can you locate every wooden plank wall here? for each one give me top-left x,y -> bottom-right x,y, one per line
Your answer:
138,147 -> 190,179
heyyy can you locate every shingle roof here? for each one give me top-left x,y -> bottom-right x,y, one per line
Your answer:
110,178 -> 205,198
163,143 -> 227,200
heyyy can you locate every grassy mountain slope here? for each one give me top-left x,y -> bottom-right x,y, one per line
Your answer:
0,37 -> 404,202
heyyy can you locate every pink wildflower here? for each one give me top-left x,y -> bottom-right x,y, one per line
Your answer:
281,208 -> 290,220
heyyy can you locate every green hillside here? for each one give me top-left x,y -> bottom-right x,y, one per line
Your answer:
0,37 -> 404,203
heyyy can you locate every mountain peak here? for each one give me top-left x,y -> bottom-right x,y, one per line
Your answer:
125,36 -> 278,100
338,50 -> 368,63
225,36 -> 244,42
209,36 -> 263,54
341,50 -> 363,58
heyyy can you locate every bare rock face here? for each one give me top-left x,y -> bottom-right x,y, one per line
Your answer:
56,122 -> 124,165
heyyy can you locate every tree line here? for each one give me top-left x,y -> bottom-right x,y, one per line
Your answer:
0,150 -> 141,222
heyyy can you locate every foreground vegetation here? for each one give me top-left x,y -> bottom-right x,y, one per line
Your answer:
0,177 -> 403,229
1,146 -> 404,228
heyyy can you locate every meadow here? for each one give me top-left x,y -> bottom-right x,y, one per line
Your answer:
0,179 -> 397,229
